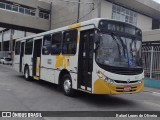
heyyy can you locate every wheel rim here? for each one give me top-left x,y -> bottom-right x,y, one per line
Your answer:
64,79 -> 71,93
25,69 -> 29,79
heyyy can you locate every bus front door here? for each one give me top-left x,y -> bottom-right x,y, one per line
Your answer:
33,39 -> 42,80
20,42 -> 24,72
78,30 -> 94,92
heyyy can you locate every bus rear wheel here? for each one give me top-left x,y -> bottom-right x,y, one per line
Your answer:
62,74 -> 74,97
24,66 -> 31,81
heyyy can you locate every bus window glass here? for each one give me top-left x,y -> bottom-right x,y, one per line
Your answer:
62,29 -> 78,55
15,41 -> 20,55
125,25 -> 135,35
25,39 -> 33,55
42,35 -> 51,55
51,32 -> 62,55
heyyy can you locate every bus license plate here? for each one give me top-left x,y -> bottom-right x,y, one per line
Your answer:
124,87 -> 131,92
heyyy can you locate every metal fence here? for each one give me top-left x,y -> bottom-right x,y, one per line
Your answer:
142,45 -> 160,80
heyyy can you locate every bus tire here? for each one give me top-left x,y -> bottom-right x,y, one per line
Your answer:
62,74 -> 75,97
24,66 -> 31,81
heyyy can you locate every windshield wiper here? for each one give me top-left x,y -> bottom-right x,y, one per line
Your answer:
111,33 -> 122,57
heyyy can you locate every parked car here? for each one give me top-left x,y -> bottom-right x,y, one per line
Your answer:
0,57 -> 12,65
0,58 -> 4,64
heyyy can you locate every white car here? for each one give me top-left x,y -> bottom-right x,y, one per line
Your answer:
0,58 -> 4,64
0,57 -> 12,65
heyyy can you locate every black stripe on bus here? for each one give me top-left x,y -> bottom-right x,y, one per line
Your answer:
40,66 -> 77,74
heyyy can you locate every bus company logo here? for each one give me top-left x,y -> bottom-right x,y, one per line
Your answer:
127,79 -> 130,83
2,112 -> 11,117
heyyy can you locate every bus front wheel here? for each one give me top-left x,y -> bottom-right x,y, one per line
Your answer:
62,74 -> 74,97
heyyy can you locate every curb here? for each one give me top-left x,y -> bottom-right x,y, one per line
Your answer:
144,79 -> 160,89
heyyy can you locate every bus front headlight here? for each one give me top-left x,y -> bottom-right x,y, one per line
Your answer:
105,78 -> 115,84
96,70 -> 115,84
96,70 -> 104,79
138,79 -> 143,84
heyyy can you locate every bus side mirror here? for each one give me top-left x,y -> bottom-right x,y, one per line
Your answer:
94,33 -> 100,44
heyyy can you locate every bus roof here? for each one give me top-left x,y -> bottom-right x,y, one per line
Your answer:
16,18 -> 140,42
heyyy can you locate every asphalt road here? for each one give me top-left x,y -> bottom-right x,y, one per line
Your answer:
0,64 -> 160,120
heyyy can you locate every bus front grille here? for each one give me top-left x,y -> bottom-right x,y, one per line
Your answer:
116,86 -> 137,92
114,80 -> 139,84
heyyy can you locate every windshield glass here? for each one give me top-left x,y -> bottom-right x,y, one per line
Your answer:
96,33 -> 142,68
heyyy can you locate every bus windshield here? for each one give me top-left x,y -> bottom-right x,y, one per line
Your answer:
96,33 -> 142,68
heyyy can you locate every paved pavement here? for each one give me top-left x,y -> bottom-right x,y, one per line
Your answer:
144,87 -> 160,93
0,64 -> 160,120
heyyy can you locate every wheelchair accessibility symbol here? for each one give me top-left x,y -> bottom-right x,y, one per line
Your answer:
129,59 -> 133,66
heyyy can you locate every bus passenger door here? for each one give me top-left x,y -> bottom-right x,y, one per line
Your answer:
33,39 -> 42,80
78,29 -> 94,92
20,42 -> 24,72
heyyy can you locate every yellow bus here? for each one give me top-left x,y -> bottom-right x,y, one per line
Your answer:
13,18 -> 144,96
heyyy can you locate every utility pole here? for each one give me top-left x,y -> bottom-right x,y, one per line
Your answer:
1,31 -> 4,52
10,29 -> 13,60
50,2 -> 53,30
77,0 -> 80,23
98,0 -> 102,18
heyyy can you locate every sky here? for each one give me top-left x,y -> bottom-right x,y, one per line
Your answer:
153,0 -> 160,4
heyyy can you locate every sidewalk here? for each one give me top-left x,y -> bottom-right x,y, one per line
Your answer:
144,87 -> 160,93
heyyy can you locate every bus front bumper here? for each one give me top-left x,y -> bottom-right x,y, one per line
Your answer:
93,79 -> 144,95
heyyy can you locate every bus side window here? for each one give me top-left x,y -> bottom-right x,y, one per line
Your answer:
62,29 -> 78,55
51,32 -> 62,55
25,39 -> 33,55
15,41 -> 20,55
42,35 -> 52,55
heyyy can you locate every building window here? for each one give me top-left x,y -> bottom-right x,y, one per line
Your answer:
62,29 -> 78,55
25,8 -> 31,15
31,10 -> 36,16
6,4 -> 12,10
39,12 -> 43,18
0,1 -> 50,20
19,7 -> 25,14
25,39 -> 33,55
0,2 -> 37,17
12,5 -> 18,12
112,4 -> 137,25
0,2 -> 5,9
39,9 -> 50,20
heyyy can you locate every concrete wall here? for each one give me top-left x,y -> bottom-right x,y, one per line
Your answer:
50,0 -> 111,29
51,0 -> 79,29
100,0 -> 112,19
79,0 -> 99,22
45,0 -> 101,29
0,0 -> 50,32
0,30 -> 35,42
7,0 -> 50,10
0,9 -> 50,31
49,0 -> 154,31
137,14 -> 152,30
143,29 -> 160,42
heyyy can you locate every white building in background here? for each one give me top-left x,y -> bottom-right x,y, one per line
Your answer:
47,0 -> 160,31
1,0 -> 160,52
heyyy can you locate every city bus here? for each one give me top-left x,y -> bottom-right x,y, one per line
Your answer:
13,18 -> 144,96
